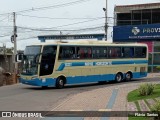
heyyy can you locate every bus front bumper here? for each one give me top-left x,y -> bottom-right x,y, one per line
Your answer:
19,77 -> 56,87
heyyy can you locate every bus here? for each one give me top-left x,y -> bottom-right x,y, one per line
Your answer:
18,40 -> 148,88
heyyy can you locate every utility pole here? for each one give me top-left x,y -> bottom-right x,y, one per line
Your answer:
3,43 -> 9,72
103,0 -> 108,41
60,31 -> 62,42
13,12 -> 18,83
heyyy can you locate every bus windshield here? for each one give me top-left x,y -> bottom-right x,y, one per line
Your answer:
22,46 -> 41,75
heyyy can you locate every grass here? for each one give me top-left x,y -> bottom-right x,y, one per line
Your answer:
134,101 -> 141,111
144,99 -> 151,110
128,84 -> 160,120
153,98 -> 158,102
127,84 -> 160,102
129,116 -> 148,120
128,117 -> 148,120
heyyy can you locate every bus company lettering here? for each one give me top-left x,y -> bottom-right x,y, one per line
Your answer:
65,63 -> 72,66
85,62 -> 93,66
96,62 -> 112,66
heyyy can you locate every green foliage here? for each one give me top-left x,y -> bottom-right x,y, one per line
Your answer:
156,66 -> 160,70
151,100 -> 160,120
151,100 -> 160,111
128,84 -> 160,102
134,101 -> 141,111
138,83 -> 154,96
129,116 -> 148,120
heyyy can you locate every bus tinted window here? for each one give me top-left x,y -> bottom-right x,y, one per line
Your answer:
59,46 -> 76,59
77,47 -> 92,59
92,47 -> 107,59
40,46 -> 57,76
122,47 -> 134,58
135,47 -> 147,58
108,47 -> 121,58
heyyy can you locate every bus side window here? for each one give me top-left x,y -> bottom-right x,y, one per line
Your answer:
59,46 -> 76,60
135,47 -> 146,58
108,47 -> 120,59
77,47 -> 92,59
130,47 -> 134,57
142,47 -> 147,57
122,47 -> 134,58
88,48 -> 92,58
80,48 -> 84,59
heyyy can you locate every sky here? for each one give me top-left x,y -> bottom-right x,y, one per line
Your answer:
0,0 -> 159,50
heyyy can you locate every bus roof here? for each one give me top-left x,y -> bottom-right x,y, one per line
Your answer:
31,40 -> 147,47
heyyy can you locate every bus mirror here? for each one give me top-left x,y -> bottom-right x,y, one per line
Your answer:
16,54 -> 24,62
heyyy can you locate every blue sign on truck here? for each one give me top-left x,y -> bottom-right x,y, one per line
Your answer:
113,23 -> 160,42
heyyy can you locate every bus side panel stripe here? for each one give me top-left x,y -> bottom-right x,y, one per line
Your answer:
66,72 -> 147,85
57,63 -> 65,71
56,60 -> 148,71
66,74 -> 115,84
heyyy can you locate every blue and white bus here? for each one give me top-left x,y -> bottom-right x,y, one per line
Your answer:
18,40 -> 148,88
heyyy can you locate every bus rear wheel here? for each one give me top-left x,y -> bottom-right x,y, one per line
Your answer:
115,73 -> 123,82
125,72 -> 132,81
56,77 -> 64,89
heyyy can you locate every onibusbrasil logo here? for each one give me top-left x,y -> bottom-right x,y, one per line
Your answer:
132,27 -> 140,35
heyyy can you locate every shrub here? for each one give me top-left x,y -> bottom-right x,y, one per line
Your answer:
138,83 -> 154,96
151,100 -> 160,120
156,66 -> 160,70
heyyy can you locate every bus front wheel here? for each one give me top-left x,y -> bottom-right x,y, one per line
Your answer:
115,73 -> 123,82
56,77 -> 64,89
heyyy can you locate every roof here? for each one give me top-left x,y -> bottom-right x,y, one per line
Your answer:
29,40 -> 147,47
0,53 -> 13,56
115,2 -> 160,8
115,2 -> 160,13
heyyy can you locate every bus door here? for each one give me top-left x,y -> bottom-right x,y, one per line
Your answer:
40,46 -> 57,76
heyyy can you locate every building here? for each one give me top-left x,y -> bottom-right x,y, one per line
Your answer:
113,3 -> 160,72
114,3 -> 160,26
0,47 -> 14,72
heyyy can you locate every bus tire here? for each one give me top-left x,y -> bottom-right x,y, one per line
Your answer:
56,77 -> 64,89
125,72 -> 132,81
41,86 -> 48,89
98,81 -> 106,84
115,73 -> 123,83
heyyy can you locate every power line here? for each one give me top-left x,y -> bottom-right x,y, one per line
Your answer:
18,13 -> 104,20
18,25 -> 103,32
0,25 -> 104,38
0,16 -> 9,22
17,0 -> 91,13
17,18 -> 104,31
47,18 -> 104,29
0,34 -> 11,37
0,0 -> 91,16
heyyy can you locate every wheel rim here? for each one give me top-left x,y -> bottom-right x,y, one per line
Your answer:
59,79 -> 64,86
116,74 -> 122,82
126,73 -> 131,79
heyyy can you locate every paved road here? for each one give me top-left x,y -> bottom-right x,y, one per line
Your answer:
0,77 -> 159,111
